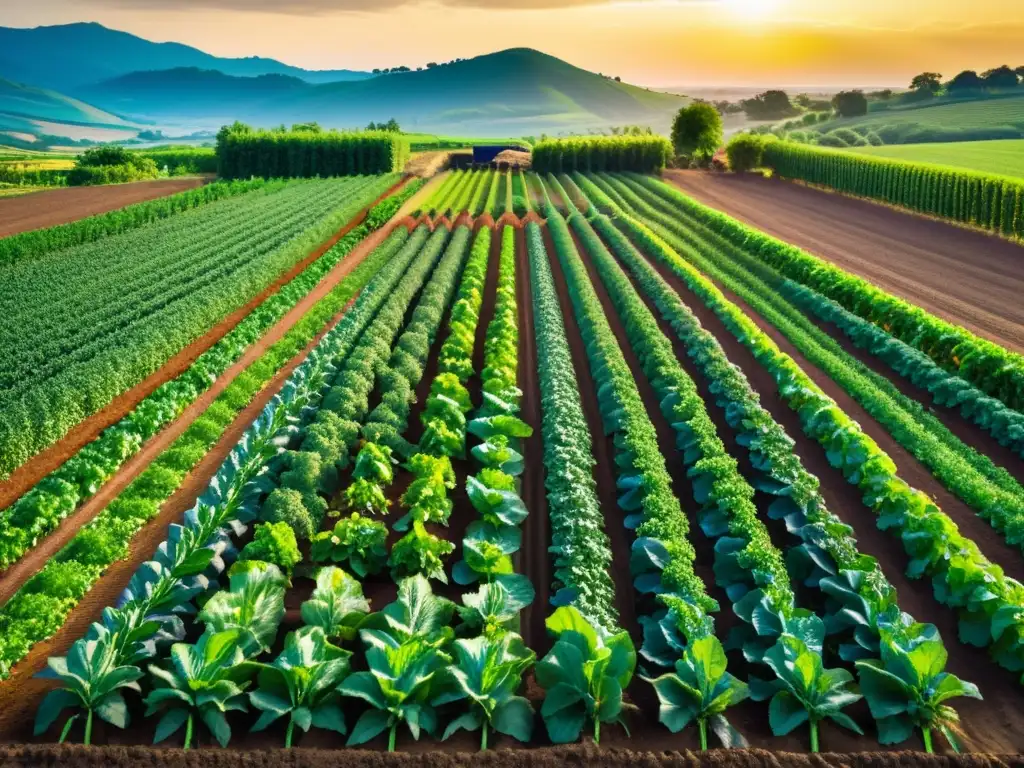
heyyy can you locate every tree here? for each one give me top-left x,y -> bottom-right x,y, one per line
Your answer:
947,70 -> 984,92
385,118 -> 401,132
671,102 -> 724,167
909,72 -> 942,94
831,90 -> 868,118
1016,66 -> 1024,80
291,122 -> 321,133
426,62 -> 438,69
740,90 -> 798,120
982,65 -> 1020,89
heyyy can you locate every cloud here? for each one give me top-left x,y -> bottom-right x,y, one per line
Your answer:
93,0 -> 696,13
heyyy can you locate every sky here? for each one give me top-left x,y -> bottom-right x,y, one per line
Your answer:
2,0 -> 1022,88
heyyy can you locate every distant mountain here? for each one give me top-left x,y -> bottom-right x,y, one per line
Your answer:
0,22 -> 373,92
0,77 -> 138,145
83,48 -> 688,136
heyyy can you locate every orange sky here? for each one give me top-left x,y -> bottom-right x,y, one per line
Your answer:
2,0 -> 1021,87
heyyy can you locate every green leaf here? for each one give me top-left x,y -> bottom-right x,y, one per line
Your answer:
346,709 -> 391,746
34,689 -> 79,736
492,696 -> 534,742
768,691 -> 808,736
153,708 -> 189,745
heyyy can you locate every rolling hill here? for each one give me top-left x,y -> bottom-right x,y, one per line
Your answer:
804,93 -> 1024,146
848,139 -> 1024,179
0,22 -> 372,93
83,48 -> 688,136
0,78 -> 137,145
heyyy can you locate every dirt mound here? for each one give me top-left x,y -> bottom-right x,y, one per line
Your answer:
404,151 -> 451,178
494,149 -> 531,168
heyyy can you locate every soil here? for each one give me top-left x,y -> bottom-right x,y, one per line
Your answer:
514,225 -> 550,655
0,178 -> 408,512
405,152 -> 452,178
2,744 -> 1021,768
618,227 -> 1024,753
663,171 -> 1024,354
0,178 -> 209,237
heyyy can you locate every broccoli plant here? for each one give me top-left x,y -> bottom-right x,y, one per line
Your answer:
750,631 -> 863,752
235,521 -> 301,580
143,628 -> 255,749
33,624 -> 144,745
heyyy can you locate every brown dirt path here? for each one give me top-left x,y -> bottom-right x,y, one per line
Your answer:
663,171 -> 1024,354
0,177 -> 209,237
515,225 -> 550,656
624,229 -> 1024,753
0,178 -> 407,511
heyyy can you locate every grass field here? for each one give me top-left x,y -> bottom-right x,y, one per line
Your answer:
847,138 -> 1024,179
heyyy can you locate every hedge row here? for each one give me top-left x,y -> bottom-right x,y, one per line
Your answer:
216,128 -> 410,179
531,136 -> 672,174
762,142 -> 1024,239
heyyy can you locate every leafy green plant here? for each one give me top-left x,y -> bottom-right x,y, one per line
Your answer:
198,562 -> 286,658
750,632 -> 862,752
144,628 -> 255,749
432,633 -> 536,750
396,454 -> 456,531
856,635 -> 981,753
300,567 -> 371,643
644,636 -> 748,749
535,606 -> 637,744
340,576 -> 454,751
310,512 -> 388,577
457,578 -> 535,638
389,521 -> 455,584
249,626 -> 351,747
235,522 -> 301,580
34,624 -> 144,745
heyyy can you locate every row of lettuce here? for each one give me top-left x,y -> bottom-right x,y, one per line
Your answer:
530,181 -> 980,752
0,180 -> 416,678
0,175 -> 399,482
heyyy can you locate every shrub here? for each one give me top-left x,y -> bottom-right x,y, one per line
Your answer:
671,102 -> 724,166
725,134 -> 767,173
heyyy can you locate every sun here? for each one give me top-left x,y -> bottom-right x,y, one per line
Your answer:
721,0 -> 780,19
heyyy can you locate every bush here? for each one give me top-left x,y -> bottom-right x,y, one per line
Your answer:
725,134 -> 767,173
530,135 -> 673,173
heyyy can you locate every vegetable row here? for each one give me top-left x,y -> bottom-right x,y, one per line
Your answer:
0,175 -> 397,479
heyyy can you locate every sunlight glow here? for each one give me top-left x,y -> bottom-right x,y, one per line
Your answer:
722,0 -> 780,20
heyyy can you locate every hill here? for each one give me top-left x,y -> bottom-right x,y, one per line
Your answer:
797,93 -> 1024,146
0,78 -> 137,145
848,139 -> 1024,179
84,48 -> 688,136
0,22 -> 372,92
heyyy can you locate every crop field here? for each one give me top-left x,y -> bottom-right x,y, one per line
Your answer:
847,139 -> 1024,180
1,159 -> 1024,766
